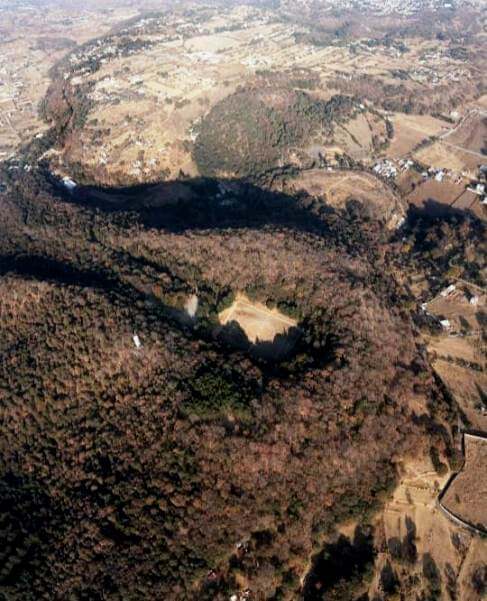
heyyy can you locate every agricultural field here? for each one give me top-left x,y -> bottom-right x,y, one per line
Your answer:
473,94 -> 487,111
426,286 -> 484,334
406,178 -> 469,208
446,111 -> 487,156
370,456 -> 486,601
412,109 -> 487,177
432,360 -> 487,433
413,140 -> 482,174
31,1 -> 486,188
441,435 -> 487,532
0,1 -> 140,159
387,113 -> 447,158
45,7 -> 398,184
425,286 -> 486,431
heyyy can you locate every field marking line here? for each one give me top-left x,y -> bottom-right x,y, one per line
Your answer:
439,109 -> 477,141
440,141 -> 486,160
326,174 -> 352,195
232,299 -> 297,327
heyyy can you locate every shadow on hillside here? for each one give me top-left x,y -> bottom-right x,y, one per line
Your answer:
215,319 -> 303,362
0,165 -> 412,367
47,172 -> 484,246
302,525 -> 376,600
0,252 -> 306,364
415,198 -> 479,219
0,471 -> 57,587
50,174 -> 339,236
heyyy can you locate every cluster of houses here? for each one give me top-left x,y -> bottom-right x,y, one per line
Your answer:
290,0 -> 459,17
373,159 -> 398,179
471,165 -> 487,205
372,158 -> 418,179
410,64 -> 469,87
422,283 -> 480,332
372,155 -> 483,204
420,166 -> 464,184
0,59 -> 28,155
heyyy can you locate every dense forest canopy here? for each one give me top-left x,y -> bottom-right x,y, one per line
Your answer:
0,160 -> 462,599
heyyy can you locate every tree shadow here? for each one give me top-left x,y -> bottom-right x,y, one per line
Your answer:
214,318 -> 303,362
0,471 -> 57,587
0,252 -> 313,368
387,516 -> 417,564
47,171 -> 364,241
302,524 -> 375,600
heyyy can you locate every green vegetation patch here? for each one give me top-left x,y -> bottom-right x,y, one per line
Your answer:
193,88 -> 356,179
184,365 -> 259,418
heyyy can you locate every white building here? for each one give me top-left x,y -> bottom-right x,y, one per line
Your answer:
468,183 -> 486,196
440,284 -> 456,297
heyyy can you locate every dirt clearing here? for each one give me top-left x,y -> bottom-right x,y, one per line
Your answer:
388,113 -> 446,157
285,169 -> 404,228
218,294 -> 297,344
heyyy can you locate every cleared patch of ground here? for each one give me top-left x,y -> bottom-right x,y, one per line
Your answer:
426,287 -> 485,333
285,169 -> 405,228
395,169 -> 425,196
406,178 -> 470,209
388,113 -> 447,158
434,360 -> 487,432
184,294 -> 199,318
414,140 -> 483,174
331,111 -> 388,160
427,334 -> 481,365
447,111 -> 487,155
218,293 -> 297,344
472,94 -> 487,109
441,436 -> 487,532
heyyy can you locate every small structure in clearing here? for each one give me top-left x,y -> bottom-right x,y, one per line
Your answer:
62,176 -> 77,192
218,293 -> 297,344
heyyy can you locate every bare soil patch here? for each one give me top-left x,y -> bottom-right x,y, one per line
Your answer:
414,140 -> 482,173
426,288 -> 485,333
218,294 -> 297,344
388,113 -> 446,158
433,360 -> 487,432
285,169 -> 404,227
406,178 -> 467,208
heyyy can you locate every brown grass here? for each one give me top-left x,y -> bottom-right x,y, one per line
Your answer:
448,112 -> 487,154
442,437 -> 487,530
388,113 -> 446,158
286,169 -> 404,227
